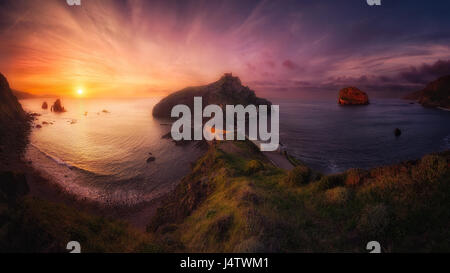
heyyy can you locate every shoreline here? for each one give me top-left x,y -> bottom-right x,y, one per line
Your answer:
23,145 -> 169,231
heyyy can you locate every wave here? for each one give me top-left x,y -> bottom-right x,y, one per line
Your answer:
29,143 -> 75,168
28,143 -> 106,179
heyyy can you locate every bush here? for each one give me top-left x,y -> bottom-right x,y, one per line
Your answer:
245,160 -> 265,175
285,165 -> 311,186
357,203 -> 389,236
315,174 -> 345,190
325,187 -> 350,204
411,154 -> 448,183
345,168 -> 369,186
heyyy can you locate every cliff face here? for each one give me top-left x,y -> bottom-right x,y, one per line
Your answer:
405,75 -> 450,109
0,73 -> 30,172
0,73 -> 27,125
152,73 -> 271,118
338,87 -> 369,105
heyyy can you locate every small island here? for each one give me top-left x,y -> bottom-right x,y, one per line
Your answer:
338,87 -> 369,105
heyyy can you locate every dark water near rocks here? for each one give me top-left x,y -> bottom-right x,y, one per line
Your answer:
277,98 -> 450,174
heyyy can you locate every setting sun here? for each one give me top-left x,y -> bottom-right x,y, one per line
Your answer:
77,89 -> 83,95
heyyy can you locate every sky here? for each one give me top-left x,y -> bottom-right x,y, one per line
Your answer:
0,0 -> 450,98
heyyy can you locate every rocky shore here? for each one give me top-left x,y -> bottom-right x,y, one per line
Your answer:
0,73 -> 159,252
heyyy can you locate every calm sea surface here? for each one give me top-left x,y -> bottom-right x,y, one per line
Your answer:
276,98 -> 450,174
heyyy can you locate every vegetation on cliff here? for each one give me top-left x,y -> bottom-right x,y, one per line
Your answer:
0,184 -> 160,252
405,75 -> 450,109
147,140 -> 450,252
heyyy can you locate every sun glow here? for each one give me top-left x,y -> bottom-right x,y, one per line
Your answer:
77,89 -> 83,95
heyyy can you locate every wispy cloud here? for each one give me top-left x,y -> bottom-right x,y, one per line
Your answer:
0,0 -> 449,98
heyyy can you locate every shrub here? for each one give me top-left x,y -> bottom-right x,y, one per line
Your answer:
345,168 -> 369,186
285,165 -> 311,186
411,154 -> 448,183
315,174 -> 345,190
357,203 -> 389,236
245,160 -> 265,175
325,187 -> 350,204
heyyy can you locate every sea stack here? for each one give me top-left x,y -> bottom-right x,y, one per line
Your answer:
152,73 -> 271,118
404,75 -> 450,109
42,101 -> 48,109
50,99 -> 66,112
338,87 -> 369,105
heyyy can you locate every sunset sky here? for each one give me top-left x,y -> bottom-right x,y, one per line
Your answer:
1,0 -> 450,98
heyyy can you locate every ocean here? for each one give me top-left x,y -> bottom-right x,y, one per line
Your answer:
21,98 -> 450,205
277,98 -> 450,174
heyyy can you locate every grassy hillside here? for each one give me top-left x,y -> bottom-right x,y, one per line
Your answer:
148,140 -> 450,252
0,172 -> 161,253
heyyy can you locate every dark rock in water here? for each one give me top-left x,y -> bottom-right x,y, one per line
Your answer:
42,121 -> 49,125
102,109 -> 110,113
394,128 -> 402,137
147,156 -> 156,163
404,75 -> 450,109
50,99 -> 66,112
0,171 -> 29,203
42,101 -> 48,109
338,87 -> 369,105
152,73 -> 271,118
36,124 -> 42,128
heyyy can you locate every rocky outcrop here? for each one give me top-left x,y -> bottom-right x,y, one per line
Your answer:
152,73 -> 271,118
404,75 -> 450,109
50,99 -> 66,112
0,73 -> 30,172
338,87 -> 369,105
42,101 -> 48,109
0,73 -> 27,124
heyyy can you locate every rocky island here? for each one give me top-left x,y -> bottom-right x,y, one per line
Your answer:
338,87 -> 369,105
405,75 -> 450,109
50,99 -> 66,112
152,73 -> 271,118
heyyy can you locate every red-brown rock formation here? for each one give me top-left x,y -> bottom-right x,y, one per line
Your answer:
338,87 -> 369,105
